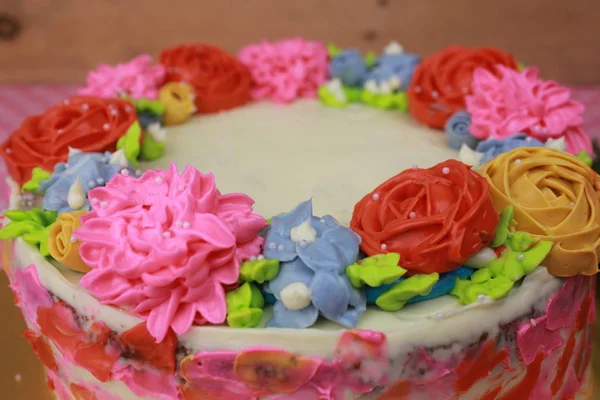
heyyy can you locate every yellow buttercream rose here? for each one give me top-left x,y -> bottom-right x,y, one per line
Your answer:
48,211 -> 90,273
479,147 -> 600,277
159,82 -> 196,125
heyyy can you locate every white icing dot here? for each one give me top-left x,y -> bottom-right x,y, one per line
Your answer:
103,123 -> 110,131
5,148 -> 11,154
90,198 -> 98,204
57,129 -> 64,134
81,103 -> 89,111
125,105 -> 133,112
96,177 -> 104,184
175,221 -> 183,227
182,221 -> 190,229
534,124 -> 542,131
477,294 -> 486,302
299,240 -> 308,248
155,177 -> 163,184
258,255 -> 265,260
431,91 -> 439,99
517,254 -> 525,261
162,231 -> 171,238
412,164 -> 418,170
515,159 -> 522,164
381,243 -> 387,250
277,244 -> 285,251
100,201 -> 108,208
110,109 -> 118,116
409,211 -> 416,219
442,167 -> 450,175
569,202 -> 575,206
372,193 -> 380,201
526,137 -> 533,141
120,169 -> 130,176
268,242 -> 277,250
70,236 -> 77,243
435,312 -> 444,320
414,86 -> 422,93
319,218 -> 326,224
178,184 -> 185,191
530,318 -> 537,327
250,255 -> 257,261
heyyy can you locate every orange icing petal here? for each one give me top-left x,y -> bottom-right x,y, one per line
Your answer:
119,322 -> 177,373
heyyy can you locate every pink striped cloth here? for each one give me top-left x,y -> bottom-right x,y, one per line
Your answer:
1,84 -> 600,210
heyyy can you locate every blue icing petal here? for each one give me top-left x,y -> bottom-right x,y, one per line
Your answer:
445,110 -> 479,150
296,225 -> 359,273
267,301 -> 319,329
309,270 -> 350,320
265,258 -> 315,299
269,199 -> 313,237
366,266 -> 475,305
263,233 -> 297,262
476,133 -> 544,164
331,276 -> 366,328
329,49 -> 368,87
366,53 -> 420,91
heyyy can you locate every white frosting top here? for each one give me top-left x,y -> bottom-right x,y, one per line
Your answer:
146,100 -> 456,224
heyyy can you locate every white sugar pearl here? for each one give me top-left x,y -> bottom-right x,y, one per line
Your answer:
319,218 -> 326,224
81,104 -> 89,111
258,255 -> 265,260
409,212 -> 416,219
155,177 -> 163,184
442,167 -> 450,175
250,256 -> 257,261
299,240 -> 308,248
120,169 -> 129,176
110,109 -> 118,116
70,236 -> 77,243
277,244 -> 285,251
57,129 -> 64,134
412,164 -> 418,170
182,221 -> 190,229
431,91 -> 439,99
517,254 -> 525,261
175,221 -> 182,227
162,231 -> 171,238
103,123 -> 110,131
381,243 -> 387,250
100,201 -> 108,208
90,198 -> 98,204
372,193 -> 380,201
178,185 -> 185,191
96,177 -> 104,184
569,202 -> 575,206
268,242 -> 276,250
515,159 -> 522,164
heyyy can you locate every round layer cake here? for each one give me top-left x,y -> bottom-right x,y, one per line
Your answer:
1,41 -> 597,400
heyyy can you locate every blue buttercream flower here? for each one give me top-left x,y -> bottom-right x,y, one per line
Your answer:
39,149 -> 138,214
365,53 -> 420,91
263,199 -> 366,329
476,133 -> 544,164
445,110 -> 479,150
329,49 -> 368,88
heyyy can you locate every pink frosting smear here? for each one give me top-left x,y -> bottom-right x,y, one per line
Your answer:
76,164 -> 266,342
11,265 -> 53,328
466,65 -> 592,153
78,55 -> 166,99
238,38 -> 329,103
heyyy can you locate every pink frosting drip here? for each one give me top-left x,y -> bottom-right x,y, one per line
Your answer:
238,38 -> 329,103
78,55 -> 166,99
76,164 -> 266,342
11,265 -> 53,328
466,66 -> 592,153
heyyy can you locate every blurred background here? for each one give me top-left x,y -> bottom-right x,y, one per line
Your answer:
0,0 -> 598,397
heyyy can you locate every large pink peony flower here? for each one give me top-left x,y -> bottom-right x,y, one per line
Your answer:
466,66 -> 592,154
78,55 -> 166,100
238,38 -> 329,103
76,164 -> 267,342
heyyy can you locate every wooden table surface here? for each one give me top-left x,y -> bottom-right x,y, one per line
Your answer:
0,273 -> 597,398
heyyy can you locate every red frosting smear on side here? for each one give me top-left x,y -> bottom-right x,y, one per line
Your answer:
70,384 -> 98,400
454,339 -> 510,393
22,329 -> 58,371
119,322 -> 177,373
350,159 -> 498,274
159,44 -> 252,114
407,46 -> 518,129
496,353 -> 543,400
0,96 -> 137,185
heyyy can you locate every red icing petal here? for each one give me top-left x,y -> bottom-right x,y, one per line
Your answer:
407,46 -> 517,129
73,341 -> 120,382
159,44 -> 252,114
454,339 -> 510,393
37,302 -> 85,354
70,383 -> 98,400
350,160 -> 498,274
119,322 -> 177,373
0,96 -> 137,185
496,353 -> 543,400
22,329 -> 58,371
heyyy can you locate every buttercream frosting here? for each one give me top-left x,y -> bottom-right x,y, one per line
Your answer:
479,147 -> 600,276
75,164 -> 267,341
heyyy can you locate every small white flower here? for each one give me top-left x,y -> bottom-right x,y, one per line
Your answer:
544,136 -> 566,152
388,76 -> 402,90
147,122 -> 167,142
290,220 -> 318,244
325,79 -> 347,103
378,81 -> 392,95
458,144 -> 485,167
383,41 -> 404,55
364,79 -> 379,94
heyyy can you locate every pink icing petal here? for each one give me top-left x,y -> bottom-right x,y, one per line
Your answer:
113,365 -> 179,399
11,265 -> 53,327
564,127 -> 593,154
517,316 -> 564,365
466,65 -> 588,154
78,165 -> 265,341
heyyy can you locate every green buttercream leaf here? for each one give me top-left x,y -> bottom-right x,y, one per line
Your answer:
116,121 -> 141,167
0,220 -> 43,239
227,308 -> 264,328
327,43 -> 342,57
239,258 -> 280,284
346,253 -> 406,288
226,282 -> 264,328
3,210 -> 35,223
451,276 -> 514,305
471,268 -> 492,283
361,90 -> 408,111
364,51 -> 377,67
491,205 -> 514,247
375,273 -> 439,311
22,225 -> 52,257
139,132 -> 166,161
344,86 -> 363,103
507,231 -> 535,252
135,98 -> 166,116
577,151 -> 593,167
318,85 -> 347,108
22,167 -> 52,193
41,210 -> 58,226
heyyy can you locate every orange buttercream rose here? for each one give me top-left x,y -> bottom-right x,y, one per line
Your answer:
408,46 -> 518,129
48,211 -> 90,273
479,147 -> 600,277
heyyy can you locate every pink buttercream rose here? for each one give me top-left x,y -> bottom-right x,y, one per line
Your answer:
238,38 -> 329,103
466,66 -> 592,153
78,55 -> 166,100
76,164 -> 267,342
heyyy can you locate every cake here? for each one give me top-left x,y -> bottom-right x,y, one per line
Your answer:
0,40 -> 597,400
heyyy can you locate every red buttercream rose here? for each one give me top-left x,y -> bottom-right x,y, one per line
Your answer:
0,96 -> 137,185
408,46 -> 518,129
160,43 -> 252,114
350,160 -> 498,274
